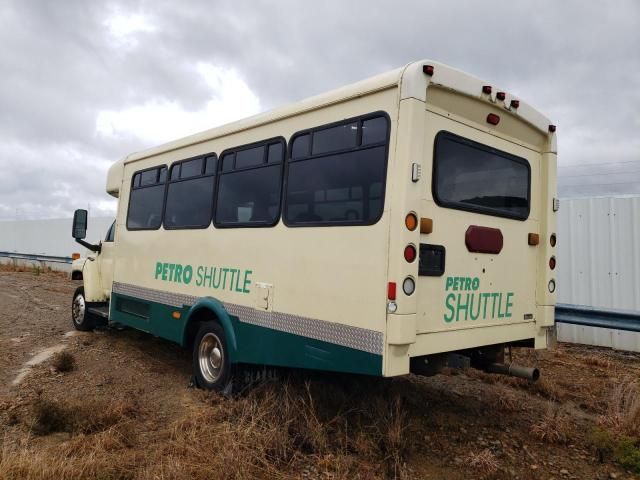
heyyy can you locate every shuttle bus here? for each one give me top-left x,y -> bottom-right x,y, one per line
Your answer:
70,60 -> 558,391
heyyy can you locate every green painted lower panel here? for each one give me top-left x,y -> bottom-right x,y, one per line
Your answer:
109,293 -> 382,376
230,317 -> 382,375
110,293 -> 187,344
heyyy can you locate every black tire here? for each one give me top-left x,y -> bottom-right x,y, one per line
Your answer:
192,320 -> 233,392
71,286 -> 97,331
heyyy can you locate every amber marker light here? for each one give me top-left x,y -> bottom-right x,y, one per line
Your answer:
528,233 -> 539,246
420,217 -> 433,234
71,253 -> 81,260
172,311 -> 181,320
405,213 -> 418,231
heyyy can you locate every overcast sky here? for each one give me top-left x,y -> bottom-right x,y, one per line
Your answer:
0,0 -> 638,221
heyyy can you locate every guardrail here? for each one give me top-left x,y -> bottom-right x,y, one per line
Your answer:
0,251 -> 73,264
555,303 -> 640,333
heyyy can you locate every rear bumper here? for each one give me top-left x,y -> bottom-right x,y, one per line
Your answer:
384,319 -> 552,376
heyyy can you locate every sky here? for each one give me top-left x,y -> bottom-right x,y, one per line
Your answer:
0,0 -> 638,220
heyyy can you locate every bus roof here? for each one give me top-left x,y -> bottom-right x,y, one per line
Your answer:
106,60 -> 554,195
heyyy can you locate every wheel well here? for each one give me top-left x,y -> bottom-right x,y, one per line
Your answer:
184,308 -> 219,350
71,271 -> 83,280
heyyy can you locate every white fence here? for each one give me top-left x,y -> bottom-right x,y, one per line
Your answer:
556,195 -> 640,351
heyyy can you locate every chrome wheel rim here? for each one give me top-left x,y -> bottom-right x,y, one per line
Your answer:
72,294 -> 85,325
198,332 -> 224,383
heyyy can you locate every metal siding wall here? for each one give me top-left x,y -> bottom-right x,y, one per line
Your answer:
558,196 -> 640,312
0,217 -> 113,258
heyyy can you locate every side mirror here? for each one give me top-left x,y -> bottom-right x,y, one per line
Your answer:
72,209 -> 88,240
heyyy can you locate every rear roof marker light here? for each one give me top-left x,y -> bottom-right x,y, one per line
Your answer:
423,64 -> 434,76
510,100 -> 520,109
482,85 -> 492,94
549,124 -> 557,133
486,113 -> 500,125
496,92 -> 506,101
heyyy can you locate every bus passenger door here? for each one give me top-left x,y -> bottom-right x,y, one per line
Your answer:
97,220 -> 116,300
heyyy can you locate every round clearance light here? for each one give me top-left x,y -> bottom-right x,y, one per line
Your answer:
402,277 -> 415,296
548,279 -> 556,293
550,233 -> 557,247
404,244 -> 417,263
388,301 -> 398,313
405,212 -> 418,231
549,256 -> 556,270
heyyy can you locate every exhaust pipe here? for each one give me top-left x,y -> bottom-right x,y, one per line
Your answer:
485,363 -> 540,381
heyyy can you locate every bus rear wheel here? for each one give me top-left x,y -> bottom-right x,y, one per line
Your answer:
71,286 -> 98,331
192,321 -> 232,392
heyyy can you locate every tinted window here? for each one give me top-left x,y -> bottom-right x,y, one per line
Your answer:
164,155 -> 216,229
221,153 -> 234,172
181,158 -> 203,178
433,131 -> 530,220
104,221 -> 115,242
235,146 -> 264,169
215,138 -> 284,227
291,134 -> 310,159
127,166 -> 166,230
205,155 -> 217,174
165,176 -> 215,228
312,122 -> 358,155
286,148 -> 386,224
267,143 -> 283,163
362,117 -> 388,145
140,169 -> 157,186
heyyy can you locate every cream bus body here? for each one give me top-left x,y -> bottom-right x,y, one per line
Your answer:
71,60 -> 557,388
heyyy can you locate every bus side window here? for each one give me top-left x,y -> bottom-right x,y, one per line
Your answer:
126,166 -> 167,230
284,113 -> 389,227
104,221 -> 116,242
214,138 -> 285,228
164,155 -> 216,229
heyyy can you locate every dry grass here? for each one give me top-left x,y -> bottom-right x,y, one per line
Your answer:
582,354 -> 613,369
31,396 -> 138,436
463,449 -> 498,478
531,403 -> 575,444
598,378 -> 640,438
1,378 -> 413,480
51,351 -> 76,373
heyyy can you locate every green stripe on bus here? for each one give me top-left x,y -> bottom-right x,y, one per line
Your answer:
109,292 -> 382,376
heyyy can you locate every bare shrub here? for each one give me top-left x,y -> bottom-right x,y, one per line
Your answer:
51,351 -> 76,373
464,449 -> 498,477
582,354 -> 613,369
598,378 -> 640,438
531,404 -> 575,444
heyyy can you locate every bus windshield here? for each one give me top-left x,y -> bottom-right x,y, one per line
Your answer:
433,131 -> 530,220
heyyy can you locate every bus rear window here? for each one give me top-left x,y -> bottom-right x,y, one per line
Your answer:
433,131 -> 530,220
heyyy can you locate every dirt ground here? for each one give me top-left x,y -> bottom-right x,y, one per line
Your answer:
0,268 -> 639,479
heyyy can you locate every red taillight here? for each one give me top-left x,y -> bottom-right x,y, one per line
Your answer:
510,100 -> 520,109
423,64 -> 434,76
496,92 -> 506,101
388,282 -> 397,300
482,85 -> 492,94
465,225 -> 504,254
550,234 -> 557,247
404,245 -> 417,263
486,113 -> 500,125
549,124 -> 557,133
549,256 -> 556,270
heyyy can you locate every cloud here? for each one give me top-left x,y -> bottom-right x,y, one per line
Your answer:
96,63 -> 260,145
0,0 -> 638,220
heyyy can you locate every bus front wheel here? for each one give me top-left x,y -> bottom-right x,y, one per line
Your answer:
192,321 -> 232,392
71,286 -> 98,331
